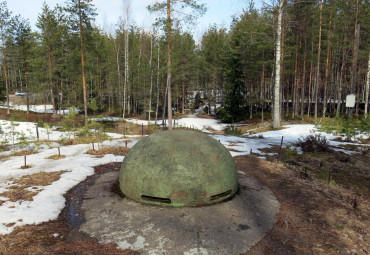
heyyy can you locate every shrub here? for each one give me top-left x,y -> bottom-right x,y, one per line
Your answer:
36,120 -> 44,128
296,134 -> 331,153
224,124 -> 242,136
359,118 -> 370,136
217,107 -> 233,123
60,108 -> 80,131
317,117 -> 369,140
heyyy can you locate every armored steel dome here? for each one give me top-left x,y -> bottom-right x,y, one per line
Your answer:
119,130 -> 238,207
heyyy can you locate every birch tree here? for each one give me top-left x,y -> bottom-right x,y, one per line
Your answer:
365,53 -> 370,118
123,0 -> 131,119
272,0 -> 284,128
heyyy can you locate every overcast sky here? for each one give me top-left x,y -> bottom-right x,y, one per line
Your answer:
6,0 -> 254,39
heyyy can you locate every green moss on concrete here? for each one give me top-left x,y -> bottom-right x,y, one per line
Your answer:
119,130 -> 238,207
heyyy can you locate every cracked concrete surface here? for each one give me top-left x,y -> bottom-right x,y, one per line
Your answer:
80,171 -> 280,255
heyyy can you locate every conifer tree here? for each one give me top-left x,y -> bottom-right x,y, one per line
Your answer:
148,0 -> 206,129
66,0 -> 96,122
11,16 -> 33,114
0,1 -> 12,114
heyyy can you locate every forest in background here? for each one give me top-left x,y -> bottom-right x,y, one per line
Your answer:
0,0 -> 369,124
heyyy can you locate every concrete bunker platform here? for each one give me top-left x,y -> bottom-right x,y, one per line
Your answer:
79,170 -> 280,254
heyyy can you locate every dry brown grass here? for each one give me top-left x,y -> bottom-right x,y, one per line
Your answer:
238,155 -> 370,255
237,121 -> 286,135
0,145 -> 10,152
0,107 -> 64,124
86,146 -> 130,156
12,150 -> 37,157
0,150 -> 38,162
196,114 -> 217,119
20,165 -> 32,169
45,155 -> 66,160
0,223 -> 138,255
228,148 -> 242,152
115,121 -> 147,136
0,171 -> 68,206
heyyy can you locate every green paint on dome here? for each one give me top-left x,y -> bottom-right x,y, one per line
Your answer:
119,130 -> 238,207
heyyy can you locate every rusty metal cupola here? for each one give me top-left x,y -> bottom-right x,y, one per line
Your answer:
119,130 -> 238,207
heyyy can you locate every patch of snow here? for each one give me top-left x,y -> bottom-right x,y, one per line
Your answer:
0,135 -> 135,234
184,248 -> 209,255
118,235 -> 147,250
106,132 -> 124,139
125,117 -> 227,132
215,124 -> 367,157
0,104 -> 79,115
90,117 -> 122,122
0,120 -> 367,236
0,120 -> 74,144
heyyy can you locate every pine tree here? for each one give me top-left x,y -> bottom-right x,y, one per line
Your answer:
66,0 -> 96,122
11,16 -> 33,114
0,1 -> 12,114
148,0 -> 206,129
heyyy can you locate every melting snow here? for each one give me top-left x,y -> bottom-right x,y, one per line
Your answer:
0,104 -> 79,115
0,117 -> 367,235
125,117 -> 228,132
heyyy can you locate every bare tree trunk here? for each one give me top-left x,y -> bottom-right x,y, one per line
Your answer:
365,53 -> 370,118
123,0 -> 131,119
149,34 -> 153,122
155,41 -> 160,125
181,68 -> 187,114
349,0 -> 359,120
114,39 -> 122,115
314,0 -> 323,122
308,41 -> 313,117
78,0 -> 88,122
322,5 -> 332,118
25,65 -> 30,114
292,35 -> 299,118
166,0 -> 173,129
162,76 -> 168,126
48,46 -> 56,116
301,37 -> 307,120
273,0 -> 284,128
261,51 -> 265,122
1,23 -> 10,114
349,23 -> 360,119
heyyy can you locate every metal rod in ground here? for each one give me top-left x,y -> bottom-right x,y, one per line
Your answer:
92,142 -> 95,151
24,155 -> 26,167
58,147 -> 60,156
36,126 -> 39,140
279,136 -> 284,157
142,124 -> 144,137
125,141 -> 128,148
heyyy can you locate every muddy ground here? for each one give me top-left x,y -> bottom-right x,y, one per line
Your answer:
0,150 -> 369,254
